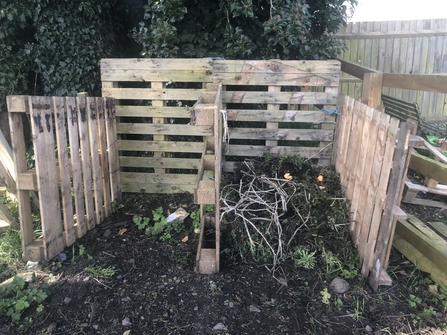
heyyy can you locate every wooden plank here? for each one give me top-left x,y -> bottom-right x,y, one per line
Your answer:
151,82 -> 168,175
121,182 -> 195,194
118,140 -> 206,153
395,218 -> 447,274
406,198 -> 447,210
87,97 -> 104,225
222,91 -> 337,105
335,95 -> 354,183
102,88 -> 206,101
104,98 -> 121,203
319,86 -> 337,166
224,145 -> 332,159
0,128 -> 16,194
393,233 -> 447,287
121,172 -> 197,185
266,86 -> 281,147
228,128 -> 334,141
426,221 -> 447,240
120,157 -> 201,170
338,59 -> 380,80
353,107 -> 380,246
115,106 -> 190,118
97,98 -> 111,217
344,99 -> 364,206
212,72 -> 339,86
29,96 -> 64,260
337,29 -> 447,39
382,73 -> 447,94
226,109 -> 336,123
117,123 -> 213,137
52,97 -> 76,247
77,95 -> 95,231
362,116 -> 399,277
100,58 -> 214,82
370,122 -> 411,291
362,73 -> 383,109
409,150 -> 447,185
66,97 -> 87,238
214,83 -> 223,272
7,96 -> 33,258
212,59 -> 341,74
358,111 -> 390,262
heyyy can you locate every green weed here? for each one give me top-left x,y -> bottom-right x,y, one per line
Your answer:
0,276 -> 49,323
84,266 -> 117,279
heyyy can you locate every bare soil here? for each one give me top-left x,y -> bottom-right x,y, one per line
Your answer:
2,167 -> 447,335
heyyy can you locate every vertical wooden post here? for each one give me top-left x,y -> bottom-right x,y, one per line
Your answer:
362,73 -> 383,109
7,96 -> 36,260
266,86 -> 281,147
369,122 -> 411,291
152,82 -> 167,174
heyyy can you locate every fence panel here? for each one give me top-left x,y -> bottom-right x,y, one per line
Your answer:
337,19 -> 447,121
334,94 -> 411,289
7,96 -> 119,261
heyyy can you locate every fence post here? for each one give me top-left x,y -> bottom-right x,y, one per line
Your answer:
362,73 -> 383,109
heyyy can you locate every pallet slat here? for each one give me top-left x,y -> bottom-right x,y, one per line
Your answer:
29,96 -> 64,260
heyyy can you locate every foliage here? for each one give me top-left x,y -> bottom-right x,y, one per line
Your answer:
0,276 -> 49,323
0,0 -> 127,112
145,207 -> 185,241
0,191 -> 22,264
221,154 -> 354,275
132,0 -> 357,60
0,0 -> 34,112
84,265 -> 117,279
133,215 -> 150,230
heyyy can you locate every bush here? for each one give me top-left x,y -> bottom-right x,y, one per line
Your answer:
0,0 -> 127,111
132,0 -> 357,59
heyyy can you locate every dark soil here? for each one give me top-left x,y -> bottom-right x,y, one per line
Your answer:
2,164 -> 447,335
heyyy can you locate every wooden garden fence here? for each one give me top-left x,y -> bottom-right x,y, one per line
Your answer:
336,18 -> 447,121
101,58 -> 340,194
6,96 -> 120,261
333,94 -> 412,290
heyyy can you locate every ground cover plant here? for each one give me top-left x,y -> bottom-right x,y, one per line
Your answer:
0,156 -> 447,334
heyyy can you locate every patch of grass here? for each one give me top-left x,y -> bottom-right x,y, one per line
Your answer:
84,266 -> 117,279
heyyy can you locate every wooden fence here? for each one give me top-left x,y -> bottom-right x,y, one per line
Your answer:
6,96 -> 120,261
101,58 -> 340,194
336,18 -> 447,121
333,94 -> 412,290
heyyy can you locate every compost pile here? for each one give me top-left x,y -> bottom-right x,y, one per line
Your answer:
220,155 -> 357,279
3,156 -> 447,335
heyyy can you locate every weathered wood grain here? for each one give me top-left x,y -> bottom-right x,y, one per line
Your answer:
118,140 -> 206,153
228,128 -> 334,141
29,96 -> 64,260
226,109 -> 335,123
52,97 -> 76,247
101,58 -> 214,82
117,123 -> 213,137
222,91 -> 337,105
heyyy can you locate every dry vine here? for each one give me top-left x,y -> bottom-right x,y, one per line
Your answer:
220,161 -> 312,272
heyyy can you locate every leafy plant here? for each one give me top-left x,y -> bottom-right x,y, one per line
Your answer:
84,266 -> 117,279
293,247 -> 317,270
133,215 -> 150,231
320,288 -> 331,305
111,201 -> 124,213
190,210 -> 201,234
145,207 -> 184,241
133,0 -> 356,60
0,276 -> 49,323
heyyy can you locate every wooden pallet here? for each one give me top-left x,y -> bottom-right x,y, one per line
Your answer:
394,215 -> 447,286
191,84 -> 223,274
